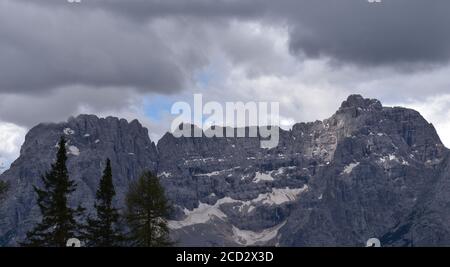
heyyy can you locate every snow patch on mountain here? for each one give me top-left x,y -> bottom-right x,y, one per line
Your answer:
232,221 -> 286,246
168,197 -> 236,229
159,172 -> 172,178
168,186 -> 308,230
253,186 -> 308,205
378,154 -> 409,166
67,145 -> 80,156
63,128 -> 75,135
202,171 -> 221,177
253,172 -> 274,183
342,162 -> 360,175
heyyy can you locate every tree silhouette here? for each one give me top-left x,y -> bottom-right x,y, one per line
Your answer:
22,137 -> 84,247
125,171 -> 172,247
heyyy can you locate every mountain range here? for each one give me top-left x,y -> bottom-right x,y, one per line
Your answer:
1,94 -> 450,247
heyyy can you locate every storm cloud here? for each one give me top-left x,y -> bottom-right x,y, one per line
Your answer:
2,0 -> 450,98
17,0 -> 450,66
0,0 -> 203,94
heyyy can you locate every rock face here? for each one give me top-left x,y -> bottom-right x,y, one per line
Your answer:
0,115 -> 158,245
1,95 -> 450,246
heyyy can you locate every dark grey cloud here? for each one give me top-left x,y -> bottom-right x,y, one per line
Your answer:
282,0 -> 450,66
5,0 -> 450,97
0,86 -> 137,127
116,0 -> 450,66
17,0 -> 263,20
27,0 -> 450,66
0,0 -> 207,94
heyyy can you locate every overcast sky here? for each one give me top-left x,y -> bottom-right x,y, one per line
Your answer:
2,0 -> 450,170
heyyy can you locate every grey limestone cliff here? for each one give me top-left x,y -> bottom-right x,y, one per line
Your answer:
1,95 -> 450,247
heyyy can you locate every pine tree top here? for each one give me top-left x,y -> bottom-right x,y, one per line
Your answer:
22,136 -> 82,247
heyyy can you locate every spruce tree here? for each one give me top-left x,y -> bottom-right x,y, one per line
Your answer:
22,137 -> 83,247
125,171 -> 172,247
84,159 -> 123,247
0,180 -> 8,199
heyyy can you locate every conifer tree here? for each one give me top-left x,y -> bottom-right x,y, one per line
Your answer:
0,180 -> 8,199
22,137 -> 83,247
84,159 -> 123,247
125,171 -> 172,247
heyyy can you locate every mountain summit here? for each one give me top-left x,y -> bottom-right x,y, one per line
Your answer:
339,94 -> 383,111
1,95 -> 450,246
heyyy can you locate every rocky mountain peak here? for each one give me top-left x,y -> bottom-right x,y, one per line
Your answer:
339,94 -> 382,112
0,115 -> 159,245
2,96 -> 450,247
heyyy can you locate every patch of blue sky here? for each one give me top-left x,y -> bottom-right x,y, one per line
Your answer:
194,66 -> 217,88
143,95 -> 175,122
